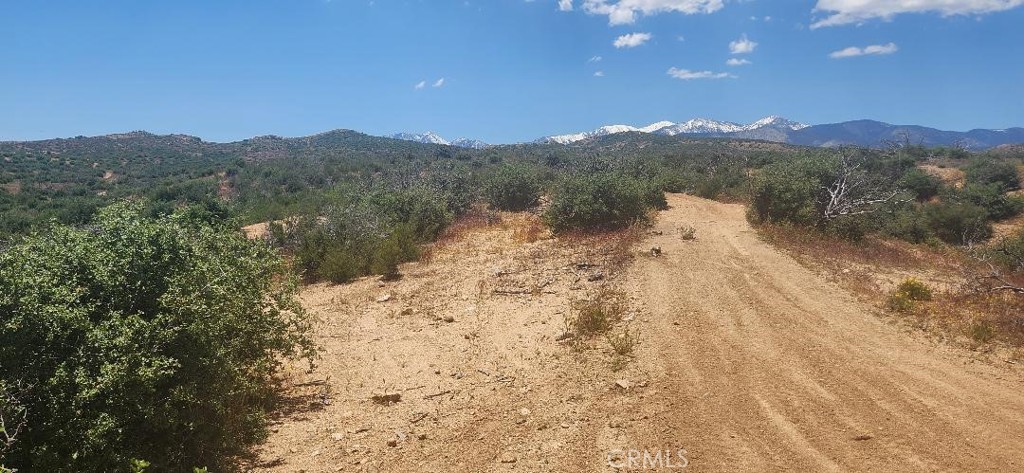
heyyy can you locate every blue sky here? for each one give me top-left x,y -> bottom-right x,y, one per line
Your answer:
1,0 -> 1022,143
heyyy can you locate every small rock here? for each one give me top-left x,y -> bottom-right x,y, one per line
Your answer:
371,393 -> 402,405
520,408 -> 531,416
853,435 -> 873,441
442,315 -> 456,323
560,422 -> 571,429
587,271 -> 605,282
615,379 -> 633,390
387,439 -> 398,447
401,308 -> 414,316
376,294 -> 392,303
499,455 -> 518,464
377,281 -> 386,288
331,432 -> 345,441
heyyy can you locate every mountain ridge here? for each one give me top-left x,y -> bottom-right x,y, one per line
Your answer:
535,117 -> 1024,150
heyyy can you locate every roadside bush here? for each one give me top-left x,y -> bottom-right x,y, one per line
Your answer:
888,278 -> 933,312
482,163 -> 541,211
0,201 -> 316,472
544,172 -> 659,233
748,157 -> 834,226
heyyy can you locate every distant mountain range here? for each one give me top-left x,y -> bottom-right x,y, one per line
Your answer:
391,116 -> 1023,150
533,116 -> 1024,150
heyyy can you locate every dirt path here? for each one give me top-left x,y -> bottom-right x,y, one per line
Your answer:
253,194 -> 1024,472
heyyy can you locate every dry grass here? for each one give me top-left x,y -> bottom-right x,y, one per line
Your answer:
566,288 -> 626,338
512,215 -> 547,243
420,206 -> 500,263
759,223 -> 1024,349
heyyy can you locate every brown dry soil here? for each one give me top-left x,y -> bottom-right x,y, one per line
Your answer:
251,194 -> 1024,472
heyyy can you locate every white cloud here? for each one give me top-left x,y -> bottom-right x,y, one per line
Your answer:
613,32 -> 652,48
558,0 -> 573,11
588,55 -> 603,62
812,0 -> 1024,28
726,58 -> 751,66
829,42 -> 899,58
594,71 -> 605,77
582,0 -> 724,25
729,34 -> 757,54
667,67 -> 735,80
414,81 -> 426,90
432,78 -> 445,88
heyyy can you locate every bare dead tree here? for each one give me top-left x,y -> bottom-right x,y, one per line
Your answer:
818,148 -> 905,221
963,240 -> 1024,295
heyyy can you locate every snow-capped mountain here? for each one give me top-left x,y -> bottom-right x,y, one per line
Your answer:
538,116 -> 809,144
742,115 -> 808,132
656,118 -> 744,136
390,132 -> 490,149
391,131 -> 450,146
450,138 -> 490,149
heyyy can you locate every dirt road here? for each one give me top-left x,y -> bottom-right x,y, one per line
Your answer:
255,194 -> 1024,472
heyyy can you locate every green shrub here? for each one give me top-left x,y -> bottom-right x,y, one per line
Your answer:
899,168 -> 942,201
544,172 -> 659,233
0,202 -> 316,472
896,278 -> 933,301
748,157 -> 834,226
965,158 -> 1021,190
923,201 -> 992,244
956,183 -> 1023,221
482,164 -> 541,211
888,278 -> 932,312
885,209 -> 934,243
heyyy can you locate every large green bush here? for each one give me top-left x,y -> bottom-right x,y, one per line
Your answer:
290,187 -> 442,283
924,201 -> 993,244
544,172 -> 661,232
482,164 -> 541,211
965,158 -> 1021,190
0,202 -> 316,472
748,156 -> 834,226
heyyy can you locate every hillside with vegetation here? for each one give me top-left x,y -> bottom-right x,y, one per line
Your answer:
3,129 -> 1024,472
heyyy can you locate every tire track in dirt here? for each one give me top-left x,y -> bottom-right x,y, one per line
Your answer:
614,194 -> 1024,471
253,196 -> 1024,472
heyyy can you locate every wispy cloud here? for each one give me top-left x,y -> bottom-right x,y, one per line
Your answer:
558,0 -> 573,11
594,70 -> 605,77
588,55 -> 603,62
414,81 -> 427,90
581,0 -> 725,25
729,34 -> 757,54
433,78 -> 446,88
613,32 -> 652,48
829,42 -> 898,58
726,58 -> 751,66
667,67 -> 735,80
811,0 -> 1024,28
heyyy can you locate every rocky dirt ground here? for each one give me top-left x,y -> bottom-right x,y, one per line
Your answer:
249,194 -> 1024,472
